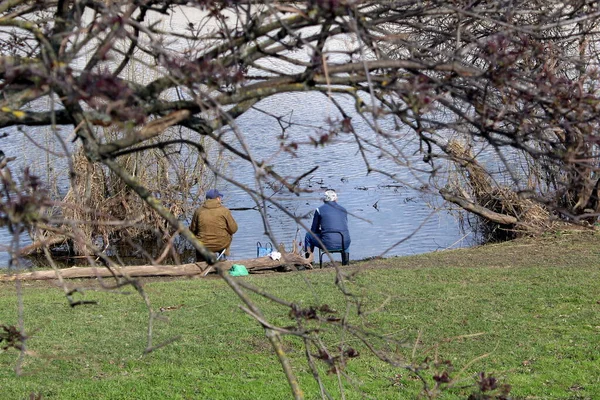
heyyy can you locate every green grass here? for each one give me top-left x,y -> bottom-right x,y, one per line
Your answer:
1,231 -> 600,399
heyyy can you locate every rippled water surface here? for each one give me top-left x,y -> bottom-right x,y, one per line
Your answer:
199,92 -> 472,261
0,93 -> 472,266
0,8 -> 475,267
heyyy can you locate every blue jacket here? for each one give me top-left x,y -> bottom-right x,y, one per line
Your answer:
310,201 -> 351,250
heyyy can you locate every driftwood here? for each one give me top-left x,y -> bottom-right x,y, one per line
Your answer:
0,251 -> 314,282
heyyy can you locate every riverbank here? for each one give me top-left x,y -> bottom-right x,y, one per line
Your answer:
0,230 -> 598,399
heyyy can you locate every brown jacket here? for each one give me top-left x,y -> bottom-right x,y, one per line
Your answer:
190,198 -> 238,253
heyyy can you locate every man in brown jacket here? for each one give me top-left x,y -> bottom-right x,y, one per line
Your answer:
190,189 -> 238,261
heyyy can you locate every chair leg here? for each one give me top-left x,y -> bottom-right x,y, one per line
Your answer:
320,250 -> 349,267
342,252 -> 349,265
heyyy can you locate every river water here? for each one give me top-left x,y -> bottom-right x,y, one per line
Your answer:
0,6 -> 474,267
218,92 -> 472,261
0,92 -> 472,266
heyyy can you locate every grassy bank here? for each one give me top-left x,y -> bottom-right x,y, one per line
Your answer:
0,231 -> 599,399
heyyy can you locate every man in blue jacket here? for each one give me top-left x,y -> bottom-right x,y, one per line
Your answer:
304,189 -> 351,257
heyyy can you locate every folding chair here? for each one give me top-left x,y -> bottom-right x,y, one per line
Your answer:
318,231 -> 350,268
201,249 -> 226,277
216,249 -> 226,261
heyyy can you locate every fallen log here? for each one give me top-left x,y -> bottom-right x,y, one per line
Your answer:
440,188 -> 519,225
0,251 -> 314,281
17,234 -> 69,256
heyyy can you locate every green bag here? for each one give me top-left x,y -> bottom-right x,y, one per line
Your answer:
229,264 -> 249,277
